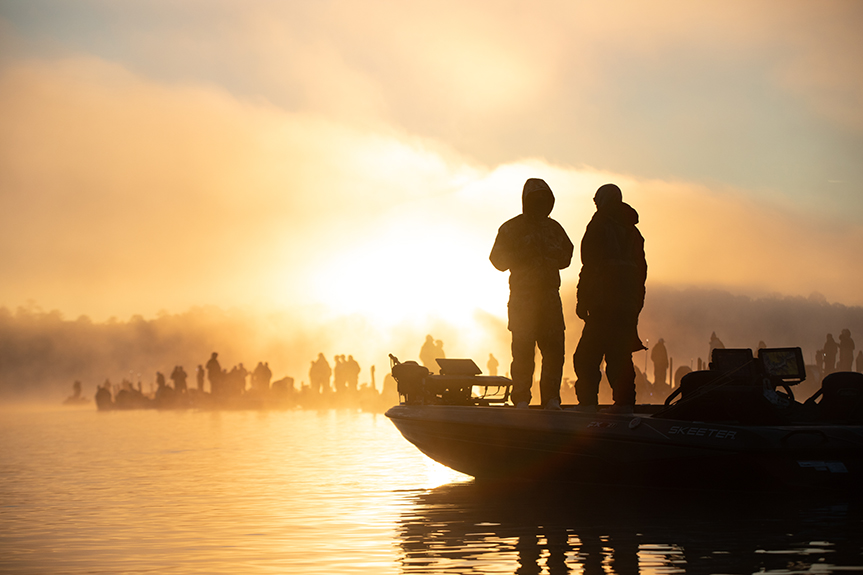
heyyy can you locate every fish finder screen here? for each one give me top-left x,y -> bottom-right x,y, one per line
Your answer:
759,348 -> 805,380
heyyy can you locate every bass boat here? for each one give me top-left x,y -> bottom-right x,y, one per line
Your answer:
385,348 -> 863,491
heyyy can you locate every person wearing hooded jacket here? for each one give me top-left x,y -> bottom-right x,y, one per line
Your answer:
573,183 -> 647,413
490,178 -> 574,409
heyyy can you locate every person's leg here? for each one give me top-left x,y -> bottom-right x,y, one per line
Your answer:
510,330 -> 536,406
574,320 -> 604,406
537,328 -> 565,407
653,365 -> 665,387
605,338 -> 636,406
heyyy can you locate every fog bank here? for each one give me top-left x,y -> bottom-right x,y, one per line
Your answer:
3,285 -> 861,404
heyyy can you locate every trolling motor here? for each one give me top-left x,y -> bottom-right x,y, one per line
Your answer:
389,354 -> 430,404
389,354 -> 512,406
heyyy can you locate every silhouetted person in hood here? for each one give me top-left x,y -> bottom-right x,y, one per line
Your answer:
573,184 -> 646,413
490,178 -> 574,409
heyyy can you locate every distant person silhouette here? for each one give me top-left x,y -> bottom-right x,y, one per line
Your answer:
235,363 -> 248,392
206,352 -> 222,394
823,334 -> 838,375
487,353 -> 499,376
434,340 -> 446,365
573,183 -> 646,414
708,332 -> 725,363
155,371 -> 173,404
252,362 -> 264,391
262,362 -> 272,389
310,353 -> 331,394
838,329 -> 855,371
345,355 -> 360,392
170,365 -> 188,393
196,364 -> 205,391
333,355 -> 346,393
252,361 -> 273,391
651,338 -> 668,387
95,382 -> 113,410
490,177 -> 573,410
420,335 -> 438,374
63,380 -> 86,405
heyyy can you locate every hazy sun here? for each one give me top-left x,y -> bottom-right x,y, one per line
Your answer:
310,221 -> 508,330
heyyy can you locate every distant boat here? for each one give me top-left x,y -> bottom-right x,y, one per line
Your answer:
386,349 -> 863,491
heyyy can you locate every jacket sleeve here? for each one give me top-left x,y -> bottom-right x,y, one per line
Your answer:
553,224 -> 574,270
575,222 -> 601,308
489,225 -> 512,271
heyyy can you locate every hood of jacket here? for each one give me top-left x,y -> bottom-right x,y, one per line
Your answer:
522,178 -> 555,219
598,201 -> 639,227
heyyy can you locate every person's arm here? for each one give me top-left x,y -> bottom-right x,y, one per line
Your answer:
490,219 -> 534,272
575,223 -> 600,319
489,226 -> 512,271
553,223 -> 574,270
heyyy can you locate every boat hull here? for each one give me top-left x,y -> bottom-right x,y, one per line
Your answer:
386,404 -> 863,491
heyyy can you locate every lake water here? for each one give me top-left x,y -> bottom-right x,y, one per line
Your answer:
2,406 -> 862,574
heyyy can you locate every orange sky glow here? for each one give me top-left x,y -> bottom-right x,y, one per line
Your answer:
1,1 -> 862,372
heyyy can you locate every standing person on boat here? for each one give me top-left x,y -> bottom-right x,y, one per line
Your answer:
345,355 -> 361,393
170,365 -> 188,393
490,177 -> 574,410
651,338 -> 668,387
206,352 -> 222,395
487,353 -> 499,376
309,353 -> 332,394
573,183 -> 647,414
196,364 -> 205,392
838,329 -> 855,372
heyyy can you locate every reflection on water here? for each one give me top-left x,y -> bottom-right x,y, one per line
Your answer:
398,481 -> 863,574
0,407 -> 467,575
1,406 -> 861,574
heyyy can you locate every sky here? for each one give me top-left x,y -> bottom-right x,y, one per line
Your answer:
1,0 -> 862,346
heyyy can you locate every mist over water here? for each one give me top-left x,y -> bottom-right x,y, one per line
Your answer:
3,285 -> 861,404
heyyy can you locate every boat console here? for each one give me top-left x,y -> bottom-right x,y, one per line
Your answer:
390,355 -> 513,406
657,346 -> 863,424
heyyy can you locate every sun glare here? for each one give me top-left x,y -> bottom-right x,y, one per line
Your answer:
309,222 -> 508,330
